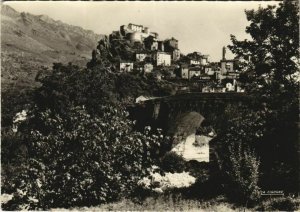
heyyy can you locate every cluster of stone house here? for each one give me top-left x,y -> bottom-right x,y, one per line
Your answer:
178,47 -> 239,83
113,23 -> 240,88
115,23 -> 180,72
179,52 -> 211,80
176,47 -> 243,92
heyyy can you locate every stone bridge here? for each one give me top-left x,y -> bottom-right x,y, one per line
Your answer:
128,92 -> 250,134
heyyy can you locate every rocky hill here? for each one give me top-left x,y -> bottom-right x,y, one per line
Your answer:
1,5 -> 103,91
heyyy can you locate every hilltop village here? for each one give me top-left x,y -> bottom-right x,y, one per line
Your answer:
91,23 -> 244,93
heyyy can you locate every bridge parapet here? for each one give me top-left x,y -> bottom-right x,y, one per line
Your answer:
129,92 -> 250,133
144,92 -> 248,104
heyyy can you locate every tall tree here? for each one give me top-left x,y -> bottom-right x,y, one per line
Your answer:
229,1 -> 299,99
228,1 -> 299,193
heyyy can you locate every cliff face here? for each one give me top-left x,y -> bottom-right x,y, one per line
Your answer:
1,5 -> 103,91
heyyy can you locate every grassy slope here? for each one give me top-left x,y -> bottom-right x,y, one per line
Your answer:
55,196 -> 238,211
52,196 -> 300,211
1,4 -> 103,92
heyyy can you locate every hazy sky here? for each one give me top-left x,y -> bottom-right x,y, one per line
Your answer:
6,1 -> 279,61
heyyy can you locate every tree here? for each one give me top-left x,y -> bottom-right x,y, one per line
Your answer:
228,1 -> 299,99
228,1 -> 299,194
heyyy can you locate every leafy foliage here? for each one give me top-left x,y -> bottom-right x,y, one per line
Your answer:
1,88 -> 34,127
228,2 -> 299,119
223,143 -> 261,205
161,152 -> 186,173
2,61 -> 174,210
35,63 -> 119,115
228,2 -> 299,91
213,110 -> 265,205
227,1 -> 299,195
256,197 -> 300,211
4,104 -> 168,210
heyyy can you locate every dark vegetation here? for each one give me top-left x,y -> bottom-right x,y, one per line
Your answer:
1,1 -> 299,210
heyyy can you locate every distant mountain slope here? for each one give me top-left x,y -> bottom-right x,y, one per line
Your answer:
1,4 -> 103,91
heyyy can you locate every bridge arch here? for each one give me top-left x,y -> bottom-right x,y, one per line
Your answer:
129,92 -> 249,135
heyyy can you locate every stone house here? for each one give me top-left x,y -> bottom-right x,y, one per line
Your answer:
164,37 -> 178,50
205,66 -> 214,76
153,52 -> 171,66
190,60 -> 201,65
164,37 -> 180,61
180,65 -> 189,79
120,23 -> 159,43
201,55 -> 209,65
172,49 -> 181,61
188,66 -> 203,79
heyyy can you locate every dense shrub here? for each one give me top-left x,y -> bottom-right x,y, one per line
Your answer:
160,152 -> 186,173
185,161 -> 210,184
1,128 -> 29,195
3,105 -> 167,210
223,143 -> 261,205
212,109 -> 266,205
256,197 -> 300,211
1,88 -> 33,127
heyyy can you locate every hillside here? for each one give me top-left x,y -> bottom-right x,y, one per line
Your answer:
1,4 -> 103,91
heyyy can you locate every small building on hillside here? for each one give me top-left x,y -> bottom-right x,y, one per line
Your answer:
128,23 -> 143,32
120,61 -> 134,72
153,52 -> 171,66
188,66 -> 203,79
164,37 -> 179,50
201,55 -> 209,65
220,60 -> 235,74
180,65 -> 189,79
180,65 -> 209,80
120,23 -> 159,43
205,66 -> 214,76
186,52 -> 209,66
219,46 -> 239,77
190,60 -> 201,65
164,37 -> 180,61
171,49 -> 181,61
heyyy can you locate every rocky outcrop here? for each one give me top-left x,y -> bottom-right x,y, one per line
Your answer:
87,29 -> 147,69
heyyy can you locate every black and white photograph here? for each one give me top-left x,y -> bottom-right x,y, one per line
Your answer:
1,1 -> 299,210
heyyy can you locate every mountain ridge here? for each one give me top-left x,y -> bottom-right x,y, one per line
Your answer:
1,4 -> 104,91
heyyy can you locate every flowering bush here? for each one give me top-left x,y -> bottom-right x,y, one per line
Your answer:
12,110 -> 28,132
138,170 -> 196,193
3,105 -> 168,210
